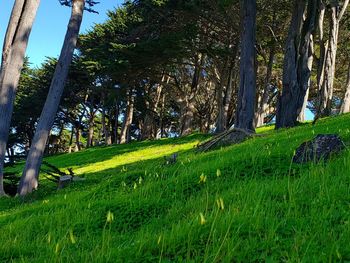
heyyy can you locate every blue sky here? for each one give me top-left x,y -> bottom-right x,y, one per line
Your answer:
0,0 -> 122,67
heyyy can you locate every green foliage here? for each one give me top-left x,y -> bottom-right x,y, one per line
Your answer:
1,115 -> 350,261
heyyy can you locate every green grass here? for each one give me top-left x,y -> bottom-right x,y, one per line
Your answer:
1,115 -> 350,262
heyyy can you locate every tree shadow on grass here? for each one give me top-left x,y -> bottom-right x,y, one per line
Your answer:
0,134 -> 207,212
3,115 -> 349,217
0,145 -> 198,236
44,133 -> 209,170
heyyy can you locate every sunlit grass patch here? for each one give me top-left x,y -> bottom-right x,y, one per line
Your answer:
1,116 -> 350,262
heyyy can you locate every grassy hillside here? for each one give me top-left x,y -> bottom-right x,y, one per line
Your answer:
1,115 -> 350,262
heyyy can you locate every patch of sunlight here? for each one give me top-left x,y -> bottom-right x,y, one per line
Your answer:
256,125 -> 275,134
75,141 -> 199,175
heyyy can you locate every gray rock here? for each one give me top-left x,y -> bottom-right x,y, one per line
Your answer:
293,134 -> 346,164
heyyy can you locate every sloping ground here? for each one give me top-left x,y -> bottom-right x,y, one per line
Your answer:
1,115 -> 350,262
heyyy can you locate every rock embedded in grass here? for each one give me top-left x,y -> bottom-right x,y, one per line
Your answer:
293,134 -> 346,164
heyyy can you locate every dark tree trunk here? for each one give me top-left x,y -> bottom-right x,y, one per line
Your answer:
101,108 -> 112,146
216,81 -> 225,133
215,46 -> 237,133
100,92 -> 112,146
142,84 -> 162,140
276,0 -> 319,129
74,105 -> 86,152
224,65 -> 235,129
113,100 -> 119,144
106,110 -> 113,145
18,0 -> 85,196
159,93 -> 165,138
179,55 -> 203,136
235,0 -> 257,131
141,86 -> 155,140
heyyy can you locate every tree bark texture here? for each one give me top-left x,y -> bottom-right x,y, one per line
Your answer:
317,0 -> 349,117
180,101 -> 195,136
141,83 -> 162,140
276,0 -> 319,129
215,50 -> 236,133
0,0 -> 40,196
235,0 -> 257,132
120,89 -> 134,144
340,63 -> 350,113
255,42 -> 276,127
112,100 -> 119,143
101,93 -> 112,146
18,0 -> 85,196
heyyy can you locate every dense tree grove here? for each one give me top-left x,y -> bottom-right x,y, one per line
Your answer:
1,0 -> 350,195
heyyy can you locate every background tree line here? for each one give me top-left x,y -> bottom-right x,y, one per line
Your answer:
1,0 -> 350,196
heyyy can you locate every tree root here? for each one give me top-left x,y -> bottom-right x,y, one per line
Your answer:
197,128 -> 262,152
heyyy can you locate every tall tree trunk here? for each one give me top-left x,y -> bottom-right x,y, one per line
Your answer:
254,10 -> 277,128
113,100 -> 119,144
317,0 -> 349,117
223,66 -> 235,128
68,125 -> 74,153
141,87 -> 155,140
276,0 -> 319,129
159,93 -> 165,138
255,42 -> 276,127
216,63 -> 235,133
180,101 -> 195,136
120,90 -> 134,144
142,84 -> 162,140
179,55 -> 203,136
0,0 -> 40,196
214,58 -> 229,134
74,105 -> 86,152
216,81 -> 225,133
340,63 -> 350,113
101,108 -> 112,145
226,60 -> 240,129
18,0 -> 85,196
299,35 -> 315,122
298,87 -> 310,122
316,1 -> 327,115
101,93 -> 112,146
235,0 -> 257,131
74,126 -> 81,152
106,110 -> 113,145
86,103 -> 96,148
